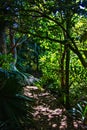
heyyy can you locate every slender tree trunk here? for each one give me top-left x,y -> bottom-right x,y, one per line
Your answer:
60,43 -> 70,109
0,28 -> 7,54
9,28 -> 17,65
0,24 -> 7,67
60,46 -> 65,88
65,46 -> 70,109
60,45 -> 66,104
62,0 -> 71,109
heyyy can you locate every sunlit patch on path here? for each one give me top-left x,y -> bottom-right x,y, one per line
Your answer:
24,86 -> 87,130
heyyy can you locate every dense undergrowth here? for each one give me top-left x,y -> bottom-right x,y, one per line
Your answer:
0,68 -> 34,130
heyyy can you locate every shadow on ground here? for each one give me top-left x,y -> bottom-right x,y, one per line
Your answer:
24,86 -> 87,130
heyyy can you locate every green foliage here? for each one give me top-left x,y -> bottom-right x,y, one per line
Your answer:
70,53 -> 87,102
17,39 -> 41,74
0,0 -> 87,113
39,42 -> 60,90
0,68 -> 34,130
69,101 -> 87,122
76,101 -> 87,121
0,54 -> 13,70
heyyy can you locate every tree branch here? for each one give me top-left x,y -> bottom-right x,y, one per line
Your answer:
8,35 -> 28,54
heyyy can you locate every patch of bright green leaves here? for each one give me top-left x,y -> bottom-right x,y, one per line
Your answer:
0,54 -> 14,70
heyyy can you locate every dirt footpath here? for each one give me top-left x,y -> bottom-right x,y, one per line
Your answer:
24,86 -> 87,130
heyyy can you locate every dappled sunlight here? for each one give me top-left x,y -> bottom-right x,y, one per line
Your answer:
59,115 -> 67,129
73,121 -> 79,129
24,86 -> 87,130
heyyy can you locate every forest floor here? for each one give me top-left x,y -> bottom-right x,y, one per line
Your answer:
24,86 -> 87,130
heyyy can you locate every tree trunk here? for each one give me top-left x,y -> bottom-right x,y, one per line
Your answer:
60,45 -> 66,105
65,46 -> 70,109
0,27 -> 7,54
60,43 -> 70,109
0,24 -> 7,67
64,0 -> 71,109
9,28 -> 17,66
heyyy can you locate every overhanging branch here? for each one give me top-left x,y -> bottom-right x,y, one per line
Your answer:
16,28 -> 87,68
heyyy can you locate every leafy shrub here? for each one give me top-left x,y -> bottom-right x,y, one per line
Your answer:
69,100 -> 87,123
76,101 -> 87,122
0,68 -> 34,130
0,54 -> 13,70
39,50 -> 60,89
70,54 -> 87,103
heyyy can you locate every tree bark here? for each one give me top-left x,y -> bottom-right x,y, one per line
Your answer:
60,45 -> 66,105
65,46 -> 70,109
0,27 -> 7,54
64,0 -> 71,109
9,28 -> 17,65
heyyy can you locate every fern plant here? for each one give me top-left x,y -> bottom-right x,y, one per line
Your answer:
0,68 -> 34,130
76,101 -> 87,122
69,100 -> 87,123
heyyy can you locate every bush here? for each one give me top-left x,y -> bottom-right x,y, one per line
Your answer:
0,68 -> 34,130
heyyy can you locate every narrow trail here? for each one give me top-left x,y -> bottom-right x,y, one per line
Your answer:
24,86 -> 87,130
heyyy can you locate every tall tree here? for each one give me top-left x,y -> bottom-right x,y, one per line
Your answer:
0,0 -> 28,67
19,0 -> 87,108
0,0 -> 87,108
